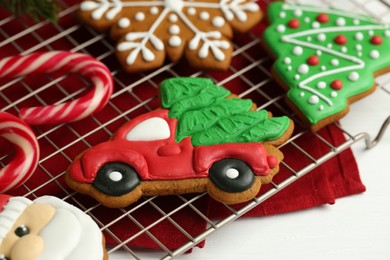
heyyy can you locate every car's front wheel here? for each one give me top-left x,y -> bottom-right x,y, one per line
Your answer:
209,158 -> 255,193
93,162 -> 140,196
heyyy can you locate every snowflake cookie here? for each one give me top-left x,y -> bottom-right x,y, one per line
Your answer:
79,0 -> 262,72
263,2 -> 390,132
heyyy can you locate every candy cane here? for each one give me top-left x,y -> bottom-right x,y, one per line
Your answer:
0,51 -> 114,125
0,112 -> 39,193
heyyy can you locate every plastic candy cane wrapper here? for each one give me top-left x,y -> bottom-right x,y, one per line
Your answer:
0,51 -> 114,193
0,112 -> 40,193
0,51 -> 114,125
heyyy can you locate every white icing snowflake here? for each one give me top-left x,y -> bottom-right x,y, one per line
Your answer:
79,0 -> 261,72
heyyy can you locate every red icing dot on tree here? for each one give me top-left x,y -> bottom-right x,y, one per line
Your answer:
334,35 -> 347,45
316,13 -> 329,23
307,55 -> 319,66
288,18 -> 300,29
370,35 -> 382,45
331,80 -> 343,90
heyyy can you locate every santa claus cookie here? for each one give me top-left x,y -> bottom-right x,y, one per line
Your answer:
263,2 -> 390,132
0,195 -> 107,260
66,77 -> 294,208
78,0 -> 262,72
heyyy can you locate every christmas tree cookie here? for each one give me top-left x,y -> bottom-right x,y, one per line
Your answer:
66,77 -> 293,207
263,2 -> 390,131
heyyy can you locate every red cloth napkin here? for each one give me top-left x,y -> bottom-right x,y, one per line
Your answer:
1,0 -> 365,253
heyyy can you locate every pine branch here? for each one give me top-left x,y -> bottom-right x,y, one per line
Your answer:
0,0 -> 60,22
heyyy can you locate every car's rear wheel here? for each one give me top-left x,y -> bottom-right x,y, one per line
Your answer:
209,158 -> 255,193
93,162 -> 140,196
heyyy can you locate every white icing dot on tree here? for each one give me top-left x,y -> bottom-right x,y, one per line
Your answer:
292,46 -> 303,55
187,7 -> 196,15
317,81 -> 326,89
169,14 -> 178,22
341,46 -> 347,53
353,19 -> 360,25
317,50 -> 322,56
307,36 -> 312,41
294,74 -> 300,80
169,25 -> 180,35
200,11 -> 209,20
368,30 -> 374,36
277,24 -> 286,32
287,65 -> 292,71
321,65 -> 326,71
300,92 -> 305,97
169,36 -> 182,47
336,17 -> 346,26
355,44 -> 363,51
327,43 -> 332,49
135,12 -> 145,21
150,6 -> 159,15
298,64 -> 309,74
294,9 -> 302,16
118,18 -> 130,28
330,91 -> 338,98
348,71 -> 359,81
370,50 -> 380,59
304,17 -> 310,23
317,33 -> 326,42
331,59 -> 339,66
309,95 -> 319,104
385,30 -> 390,37
212,16 -> 225,28
284,57 -> 291,64
355,32 -> 364,41
319,105 -> 324,111
312,21 -> 320,29
280,11 -> 286,18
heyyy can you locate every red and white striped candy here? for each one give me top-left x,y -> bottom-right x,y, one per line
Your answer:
0,51 -> 114,125
0,112 -> 39,193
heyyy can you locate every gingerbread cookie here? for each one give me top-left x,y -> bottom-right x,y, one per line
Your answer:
78,0 -> 262,72
65,77 -> 293,208
0,195 -> 107,260
263,2 -> 390,132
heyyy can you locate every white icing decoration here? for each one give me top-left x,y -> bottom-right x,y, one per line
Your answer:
126,117 -> 170,141
316,50 -> 322,56
135,12 -> 145,21
280,12 -> 286,18
109,171 -> 123,181
277,24 -> 286,32
319,105 -> 324,111
284,57 -> 291,64
336,17 -> 346,26
150,6 -> 159,15
169,35 -> 182,47
327,43 -> 332,48
312,21 -> 320,29
358,52 -> 362,57
331,59 -> 339,66
292,46 -> 303,55
299,92 -> 305,97
321,65 -> 326,71
317,81 -> 326,89
385,30 -> 390,37
294,9 -> 302,16
348,71 -> 359,81
304,17 -> 310,23
226,168 -> 239,179
169,25 -> 180,35
294,74 -> 300,80
330,91 -> 338,97
287,66 -> 292,71
355,44 -> 362,51
307,36 -> 312,41
298,64 -> 309,74
355,32 -> 364,40
169,13 -> 178,22
309,95 -> 319,104
317,33 -> 326,42
370,50 -> 380,59
353,19 -> 360,25
212,16 -> 225,28
118,18 -> 130,28
368,30 -> 374,36
200,11 -> 209,20
341,46 -> 347,53
165,0 -> 184,12
187,7 -> 196,15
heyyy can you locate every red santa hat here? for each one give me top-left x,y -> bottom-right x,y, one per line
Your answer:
0,194 -> 32,244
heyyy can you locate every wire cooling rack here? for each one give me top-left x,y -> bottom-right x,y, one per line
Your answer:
0,0 -> 389,259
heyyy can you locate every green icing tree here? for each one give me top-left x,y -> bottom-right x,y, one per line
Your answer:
160,77 -> 291,146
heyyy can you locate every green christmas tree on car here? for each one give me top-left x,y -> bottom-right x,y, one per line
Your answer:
66,77 -> 293,207
263,2 -> 390,132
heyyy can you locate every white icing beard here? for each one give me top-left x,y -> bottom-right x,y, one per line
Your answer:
34,197 -> 103,260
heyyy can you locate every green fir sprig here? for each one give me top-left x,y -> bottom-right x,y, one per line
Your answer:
0,0 -> 60,22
